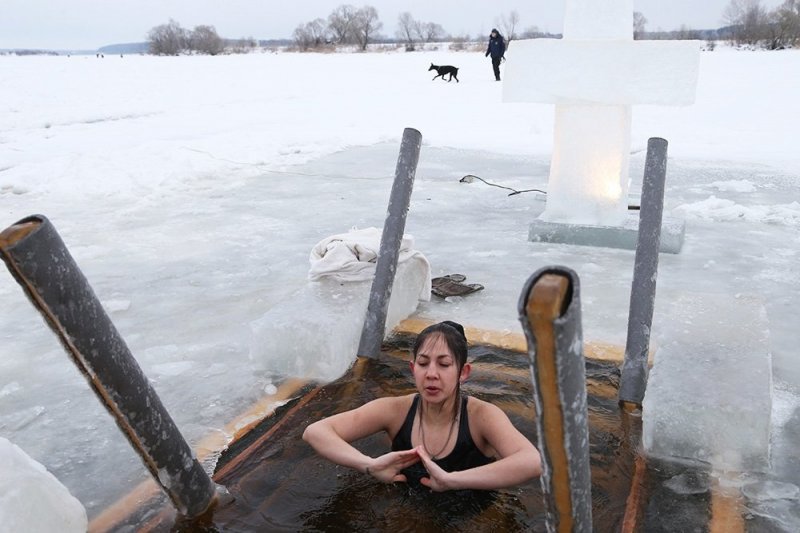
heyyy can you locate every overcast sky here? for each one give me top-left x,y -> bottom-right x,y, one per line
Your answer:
0,0 -> 788,50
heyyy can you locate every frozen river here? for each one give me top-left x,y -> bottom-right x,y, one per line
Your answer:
1,50 -> 798,525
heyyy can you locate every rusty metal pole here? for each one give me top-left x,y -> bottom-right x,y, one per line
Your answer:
0,215 -> 218,518
357,127 -> 422,359
518,266 -> 592,533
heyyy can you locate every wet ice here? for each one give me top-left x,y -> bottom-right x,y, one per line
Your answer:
0,49 -> 798,527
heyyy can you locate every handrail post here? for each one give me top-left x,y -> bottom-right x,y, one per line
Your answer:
0,215 -> 218,518
518,266 -> 592,532
619,137 -> 669,406
357,128 -> 422,359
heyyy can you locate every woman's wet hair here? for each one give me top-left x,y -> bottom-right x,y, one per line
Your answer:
413,321 -> 469,419
413,321 -> 468,370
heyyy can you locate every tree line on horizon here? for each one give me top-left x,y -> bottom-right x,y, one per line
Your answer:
292,6 -> 549,52
722,0 -> 800,49
144,5 -> 536,56
147,19 -> 258,55
143,0 -> 800,57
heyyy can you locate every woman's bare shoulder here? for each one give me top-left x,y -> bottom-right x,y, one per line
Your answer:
466,396 -> 510,426
466,395 -> 499,412
321,394 -> 415,436
358,393 -> 416,421
367,394 -> 415,410
466,395 -> 530,458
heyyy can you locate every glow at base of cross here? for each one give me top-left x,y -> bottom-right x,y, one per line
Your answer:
0,437 -> 87,532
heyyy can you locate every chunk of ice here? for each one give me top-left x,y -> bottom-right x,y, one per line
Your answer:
529,213 -> 685,253
0,437 -> 87,532
643,292 -> 772,471
249,260 -> 427,381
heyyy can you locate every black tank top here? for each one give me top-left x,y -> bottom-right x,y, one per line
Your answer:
391,394 -> 493,486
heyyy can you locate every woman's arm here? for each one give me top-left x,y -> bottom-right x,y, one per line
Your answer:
417,400 -> 541,491
302,395 -> 420,483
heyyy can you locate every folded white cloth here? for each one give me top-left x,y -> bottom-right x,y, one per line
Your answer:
309,227 -> 431,300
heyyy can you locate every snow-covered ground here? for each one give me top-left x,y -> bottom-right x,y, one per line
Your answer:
1,46 -> 798,523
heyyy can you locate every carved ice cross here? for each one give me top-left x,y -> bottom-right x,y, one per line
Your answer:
504,0 -> 699,226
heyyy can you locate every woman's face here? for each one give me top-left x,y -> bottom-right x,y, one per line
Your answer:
411,333 -> 470,404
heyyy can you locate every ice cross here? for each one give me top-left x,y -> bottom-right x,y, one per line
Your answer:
504,0 -> 700,226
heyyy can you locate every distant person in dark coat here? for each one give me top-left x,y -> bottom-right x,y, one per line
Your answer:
485,29 -> 506,81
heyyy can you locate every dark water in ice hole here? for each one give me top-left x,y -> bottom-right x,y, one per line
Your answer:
110,336 -> 732,532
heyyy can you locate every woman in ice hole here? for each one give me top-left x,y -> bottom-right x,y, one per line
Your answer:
303,321 -> 542,491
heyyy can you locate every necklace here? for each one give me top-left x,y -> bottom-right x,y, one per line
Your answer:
418,399 -> 459,460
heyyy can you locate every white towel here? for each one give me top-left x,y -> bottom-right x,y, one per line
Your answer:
308,227 -> 431,301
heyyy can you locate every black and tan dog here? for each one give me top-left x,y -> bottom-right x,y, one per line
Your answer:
428,63 -> 459,82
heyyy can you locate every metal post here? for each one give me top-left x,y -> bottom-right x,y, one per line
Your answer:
518,266 -> 592,533
357,128 -> 422,359
0,215 -> 218,518
619,137 -> 669,406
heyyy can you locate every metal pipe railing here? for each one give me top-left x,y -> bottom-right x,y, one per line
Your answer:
0,215 -> 219,518
518,266 -> 592,532
357,127 -> 422,359
619,137 -> 669,407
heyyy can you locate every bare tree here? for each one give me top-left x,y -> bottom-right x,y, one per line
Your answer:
412,20 -> 425,42
782,0 -> 800,18
633,11 -> 648,39
769,0 -> 800,48
293,24 -> 314,51
724,0 -> 769,46
190,25 -> 224,55
310,18 -> 330,47
147,19 -> 188,55
418,21 -> 446,42
497,11 -> 520,46
294,18 -> 328,50
396,12 -> 417,50
328,4 -> 359,44
353,6 -> 383,50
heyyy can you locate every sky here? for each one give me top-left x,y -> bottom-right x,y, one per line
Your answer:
0,0 -> 789,50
